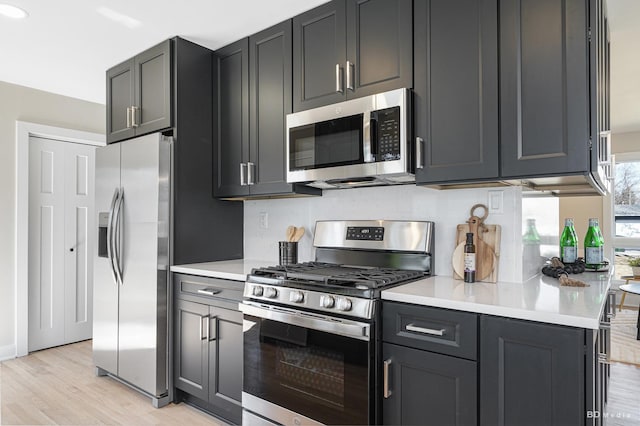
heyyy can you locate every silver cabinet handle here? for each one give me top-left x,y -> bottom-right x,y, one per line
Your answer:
346,61 -> 354,91
335,64 -> 343,93
197,288 -> 222,296
247,162 -> 255,185
406,323 -> 445,336
240,163 -> 247,186
415,137 -> 424,169
607,291 -> 616,319
126,107 -> 132,129
201,315 -> 209,341
383,359 -> 392,398
209,316 -> 217,341
131,106 -> 139,128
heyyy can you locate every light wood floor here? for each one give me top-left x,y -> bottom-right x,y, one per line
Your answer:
1,338 -> 640,425
0,340 -> 225,425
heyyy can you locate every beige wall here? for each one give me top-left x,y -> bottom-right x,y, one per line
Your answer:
558,130 -> 640,260
0,81 -> 104,355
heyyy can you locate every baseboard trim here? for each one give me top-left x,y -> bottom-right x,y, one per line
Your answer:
0,344 -> 16,362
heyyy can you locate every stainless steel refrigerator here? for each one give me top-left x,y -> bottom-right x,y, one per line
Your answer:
93,132 -> 172,407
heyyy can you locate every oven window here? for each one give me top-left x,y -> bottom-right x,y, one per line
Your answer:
244,315 -> 370,425
289,114 -> 364,171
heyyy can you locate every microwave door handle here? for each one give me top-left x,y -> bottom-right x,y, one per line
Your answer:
363,114 -> 374,163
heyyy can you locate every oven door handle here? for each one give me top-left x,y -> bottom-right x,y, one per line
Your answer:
239,302 -> 371,341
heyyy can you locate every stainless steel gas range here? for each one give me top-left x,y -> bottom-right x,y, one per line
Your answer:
239,220 -> 434,425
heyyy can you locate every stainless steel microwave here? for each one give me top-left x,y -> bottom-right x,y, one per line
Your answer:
286,88 -> 413,189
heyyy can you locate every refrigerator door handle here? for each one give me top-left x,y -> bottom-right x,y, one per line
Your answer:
113,188 -> 124,285
106,188 -> 119,286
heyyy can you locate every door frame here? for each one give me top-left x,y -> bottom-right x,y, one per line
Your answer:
15,121 -> 104,357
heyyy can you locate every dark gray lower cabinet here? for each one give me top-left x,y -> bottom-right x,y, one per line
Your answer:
480,315 -> 585,426
174,274 -> 243,424
382,301 -> 478,425
382,343 -> 477,426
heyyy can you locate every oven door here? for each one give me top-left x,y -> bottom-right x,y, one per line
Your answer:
240,302 -> 373,425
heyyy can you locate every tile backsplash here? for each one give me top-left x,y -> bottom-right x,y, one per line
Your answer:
244,185 -> 525,283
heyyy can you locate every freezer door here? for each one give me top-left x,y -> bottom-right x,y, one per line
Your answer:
93,143 -> 121,375
117,133 -> 171,396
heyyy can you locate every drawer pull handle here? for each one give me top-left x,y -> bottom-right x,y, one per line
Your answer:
406,323 -> 446,336
383,359 -> 392,399
197,288 -> 222,296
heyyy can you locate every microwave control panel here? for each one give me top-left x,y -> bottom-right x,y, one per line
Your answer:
372,106 -> 400,161
346,226 -> 385,241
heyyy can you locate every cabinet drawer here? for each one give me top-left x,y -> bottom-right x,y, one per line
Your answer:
174,273 -> 243,307
382,301 -> 478,360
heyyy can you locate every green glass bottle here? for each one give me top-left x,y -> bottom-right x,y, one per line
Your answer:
523,219 -> 541,243
584,218 -> 604,268
560,218 -> 577,263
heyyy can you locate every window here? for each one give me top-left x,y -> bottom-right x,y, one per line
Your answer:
612,153 -> 640,279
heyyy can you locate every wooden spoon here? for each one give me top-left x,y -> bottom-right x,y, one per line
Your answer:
285,226 -> 295,242
292,227 -> 305,242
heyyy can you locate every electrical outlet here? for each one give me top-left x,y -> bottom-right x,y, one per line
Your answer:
488,190 -> 504,214
259,212 -> 268,229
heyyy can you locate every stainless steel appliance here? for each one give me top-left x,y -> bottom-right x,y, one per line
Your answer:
93,133 -> 172,407
286,89 -> 413,189
240,220 -> 434,425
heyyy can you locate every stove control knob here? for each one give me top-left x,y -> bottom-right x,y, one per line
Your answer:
264,287 -> 278,299
336,297 -> 352,312
252,285 -> 264,297
289,290 -> 304,303
320,295 -> 335,309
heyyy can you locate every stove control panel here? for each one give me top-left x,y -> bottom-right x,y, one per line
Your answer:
346,226 -> 384,241
244,283 -> 375,319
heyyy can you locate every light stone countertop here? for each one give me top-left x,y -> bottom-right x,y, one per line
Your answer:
382,271 -> 613,329
170,259 -> 275,282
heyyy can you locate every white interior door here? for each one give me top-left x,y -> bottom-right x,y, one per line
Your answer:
28,136 -> 95,352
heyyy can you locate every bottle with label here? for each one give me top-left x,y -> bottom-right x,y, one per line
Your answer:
560,218 -> 578,263
464,232 -> 476,283
584,218 -> 604,268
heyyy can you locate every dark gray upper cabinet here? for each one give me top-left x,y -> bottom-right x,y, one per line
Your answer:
293,0 -> 412,112
414,0 -> 499,184
214,22 -> 321,199
500,0 -> 589,178
293,0 -> 346,111
480,315 -> 586,426
214,39 -> 250,198
249,21 -> 296,196
106,40 -> 172,144
106,60 -> 135,143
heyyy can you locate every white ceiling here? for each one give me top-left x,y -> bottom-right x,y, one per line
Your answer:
0,0 -> 638,133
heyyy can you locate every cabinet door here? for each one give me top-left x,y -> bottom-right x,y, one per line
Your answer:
134,40 -> 172,136
208,306 -> 243,424
249,21 -> 295,196
174,299 -> 209,402
106,59 -> 135,144
480,315 -> 585,426
500,0 -> 589,178
346,0 -> 412,98
214,39 -> 250,198
414,0 -> 499,184
293,0 -> 347,111
382,343 -> 477,426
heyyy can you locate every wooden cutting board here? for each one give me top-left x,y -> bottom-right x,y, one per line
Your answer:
452,207 -> 501,283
